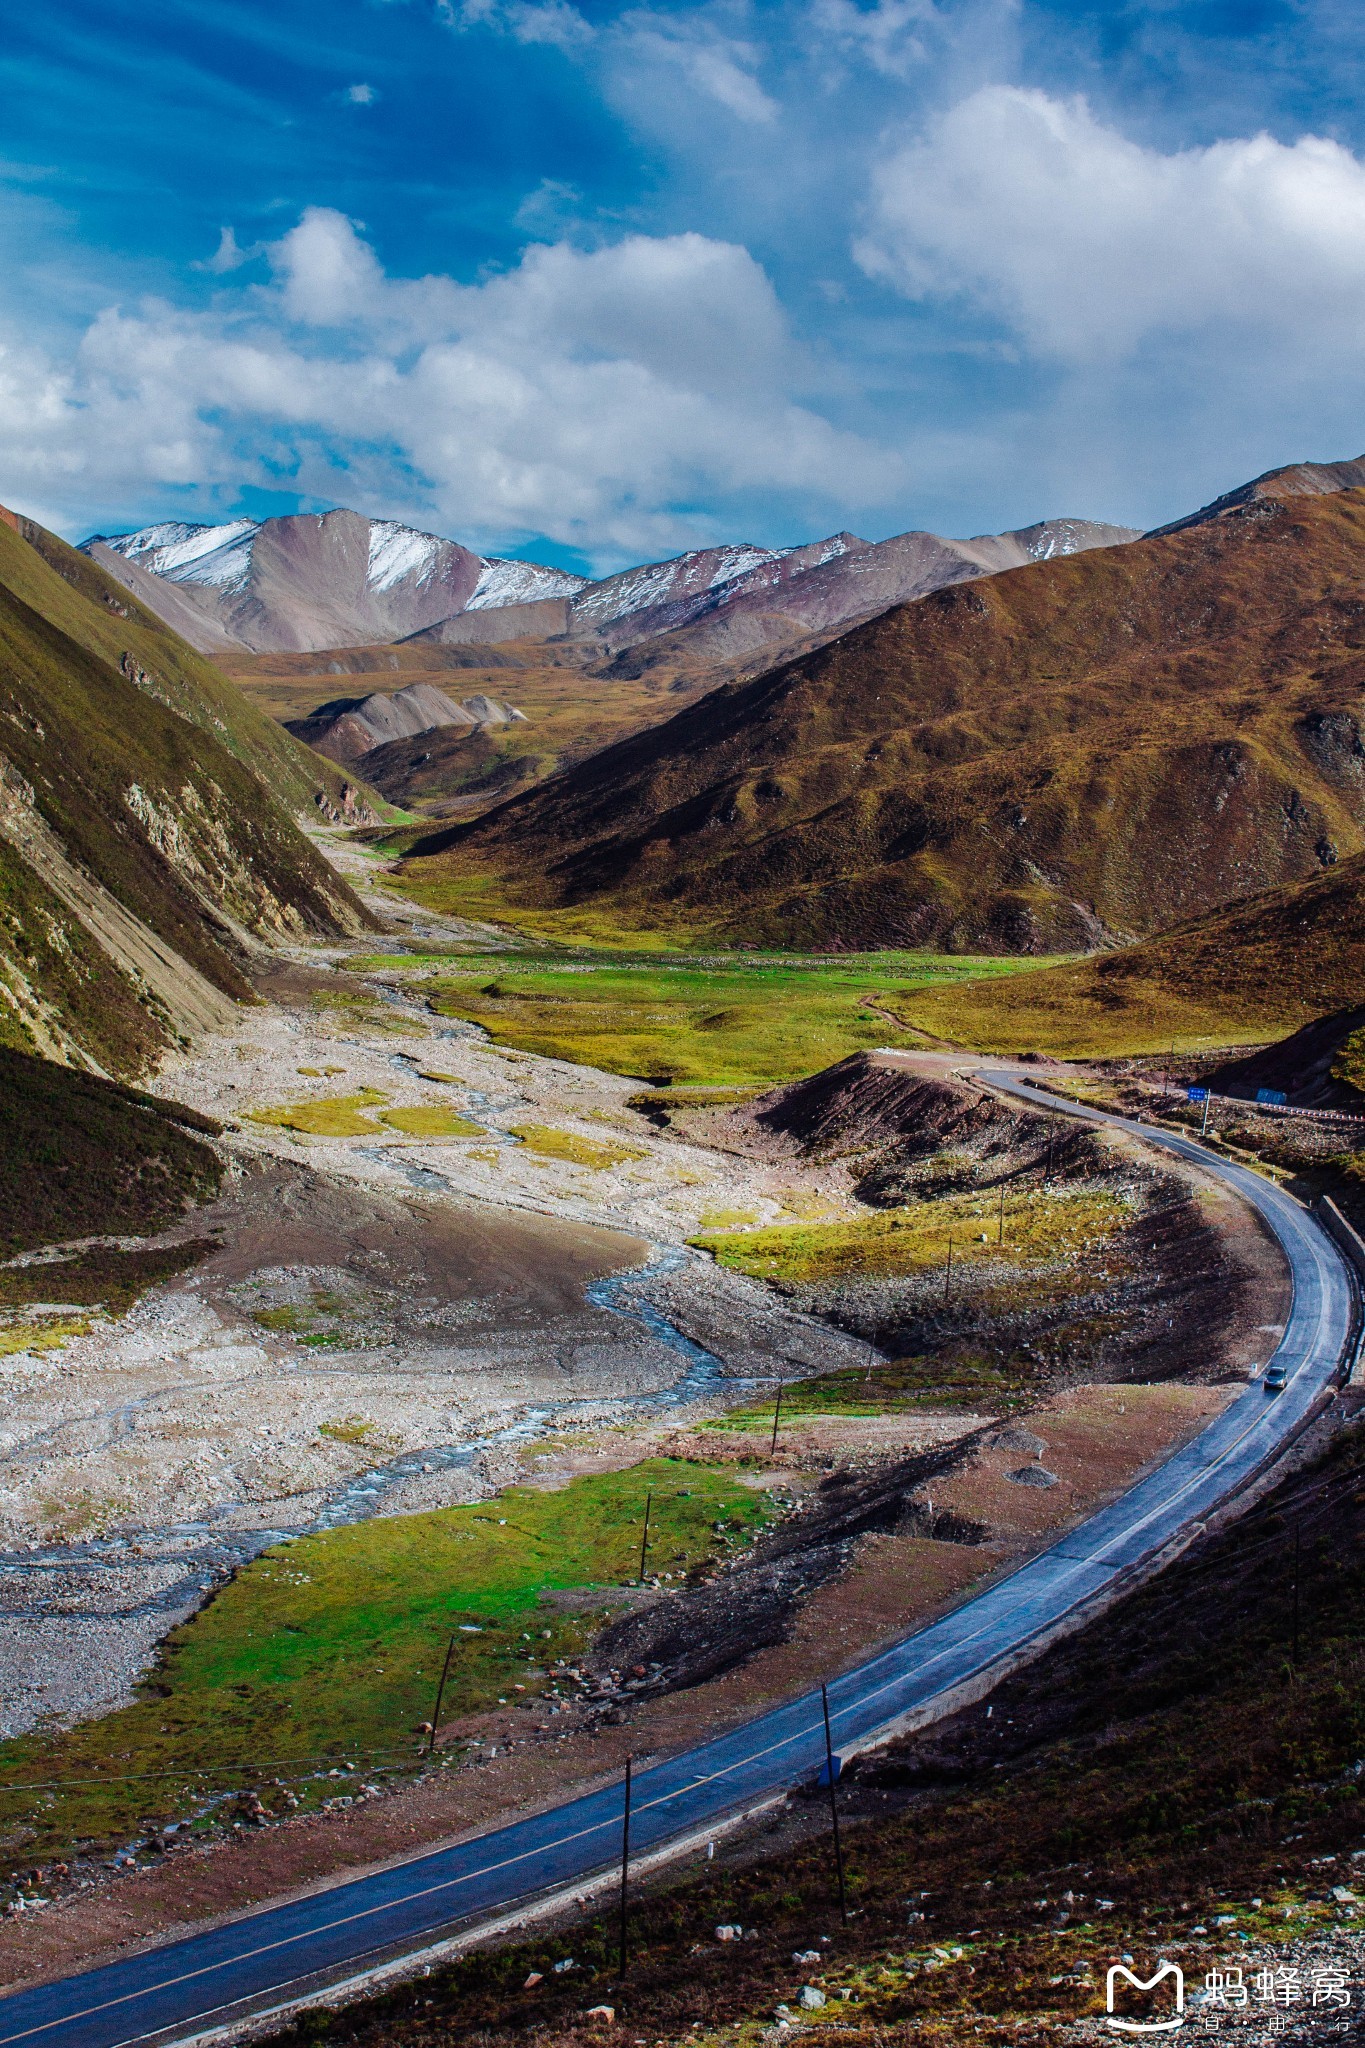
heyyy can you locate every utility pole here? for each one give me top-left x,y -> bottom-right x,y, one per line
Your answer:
944,1238 -> 953,1305
618,1756 -> 633,1976
1200,1090 -> 1212,1139
770,1377 -> 784,1457
820,1683 -> 848,1925
638,1492 -> 653,1584
427,1634 -> 456,1755
997,1181 -> 1005,1247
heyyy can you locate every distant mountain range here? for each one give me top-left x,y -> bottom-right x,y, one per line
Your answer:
82,507 -> 1138,659
409,454 -> 1365,954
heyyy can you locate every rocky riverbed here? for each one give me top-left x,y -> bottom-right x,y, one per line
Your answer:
0,871 -> 874,1738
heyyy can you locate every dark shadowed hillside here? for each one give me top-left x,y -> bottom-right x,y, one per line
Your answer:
407,486 -> 1365,953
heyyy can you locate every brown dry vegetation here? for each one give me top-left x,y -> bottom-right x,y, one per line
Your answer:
0,1042 -> 220,1251
222,634 -> 765,819
404,489 -> 1365,953
890,847 -> 1365,1054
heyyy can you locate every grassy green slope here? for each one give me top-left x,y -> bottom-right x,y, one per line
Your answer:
406,489 -> 1365,954
382,945 -> 1045,1084
3,515 -> 362,815
0,523 -> 373,1071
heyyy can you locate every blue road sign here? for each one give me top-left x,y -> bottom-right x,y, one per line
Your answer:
1256,1088 -> 1288,1107
1187,1086 -> 1210,1103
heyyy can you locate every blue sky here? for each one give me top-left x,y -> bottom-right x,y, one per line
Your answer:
4,0 -> 1365,570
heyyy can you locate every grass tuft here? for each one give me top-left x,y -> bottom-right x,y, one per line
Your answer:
380,1105 -> 484,1138
249,1091 -> 389,1137
508,1123 -> 648,1169
690,1186 -> 1131,1285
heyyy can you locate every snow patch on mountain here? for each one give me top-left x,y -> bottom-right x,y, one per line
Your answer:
367,523 -> 445,591
809,534 -> 859,567
98,519 -> 259,591
570,543 -> 786,625
1025,521 -> 1083,561
466,557 -> 588,609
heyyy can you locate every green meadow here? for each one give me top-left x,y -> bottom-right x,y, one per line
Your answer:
353,946 -> 1053,1086
0,1462 -> 772,1865
689,1185 -> 1132,1285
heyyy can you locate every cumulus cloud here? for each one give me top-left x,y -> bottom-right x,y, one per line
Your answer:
345,82 -> 379,104
859,85 -> 1365,360
0,209 -> 900,559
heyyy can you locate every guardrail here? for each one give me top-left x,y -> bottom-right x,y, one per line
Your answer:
1315,1195 -> 1365,1386
1209,1095 -> 1365,1127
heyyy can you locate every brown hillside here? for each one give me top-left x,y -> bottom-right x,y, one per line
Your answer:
890,850 -> 1365,1056
6,515 -> 366,819
0,520 -> 370,1073
223,636 -> 773,818
406,488 -> 1365,951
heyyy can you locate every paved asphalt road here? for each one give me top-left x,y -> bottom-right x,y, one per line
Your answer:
0,1074 -> 1354,2048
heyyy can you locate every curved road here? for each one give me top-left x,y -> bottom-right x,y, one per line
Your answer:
0,1074 -> 1354,2048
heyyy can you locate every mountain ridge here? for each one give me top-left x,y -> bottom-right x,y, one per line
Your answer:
83,506 -> 1138,661
0,513 -> 372,1076
894,845 -> 1365,1056
290,682 -> 527,766
1149,451 -> 1365,536
403,481 -> 1365,954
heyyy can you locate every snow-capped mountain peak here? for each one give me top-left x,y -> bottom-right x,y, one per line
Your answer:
466,557 -> 589,610
366,522 -> 445,592
96,518 -> 259,592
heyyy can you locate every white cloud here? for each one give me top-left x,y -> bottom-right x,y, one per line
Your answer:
345,82 -> 379,103
859,85 -> 1365,361
440,0 -> 593,49
608,12 -> 777,123
807,0 -> 941,80
513,177 -> 583,233
449,0 -> 778,123
0,210 -> 900,560
197,226 -> 251,275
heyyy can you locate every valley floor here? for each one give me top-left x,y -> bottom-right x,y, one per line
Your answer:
0,834 -> 1296,1996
